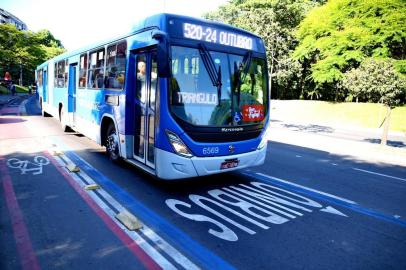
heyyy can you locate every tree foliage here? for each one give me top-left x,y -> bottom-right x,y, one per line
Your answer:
294,0 -> 406,93
205,0 -> 321,99
341,58 -> 406,145
0,24 -> 65,85
342,58 -> 406,106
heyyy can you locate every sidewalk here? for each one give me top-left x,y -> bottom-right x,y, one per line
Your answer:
270,117 -> 406,148
268,118 -> 406,167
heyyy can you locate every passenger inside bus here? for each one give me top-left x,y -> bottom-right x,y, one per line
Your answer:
137,60 -> 146,103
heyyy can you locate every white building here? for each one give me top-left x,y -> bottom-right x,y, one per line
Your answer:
0,8 -> 27,30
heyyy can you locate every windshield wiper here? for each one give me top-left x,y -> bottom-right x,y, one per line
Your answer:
198,43 -> 222,106
236,52 -> 252,106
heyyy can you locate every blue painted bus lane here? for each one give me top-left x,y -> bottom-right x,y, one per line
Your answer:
56,140 -> 406,270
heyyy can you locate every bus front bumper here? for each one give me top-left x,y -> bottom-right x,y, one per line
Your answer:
155,146 -> 267,180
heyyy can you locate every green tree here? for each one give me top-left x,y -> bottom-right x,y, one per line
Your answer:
294,0 -> 406,101
342,59 -> 406,145
205,0 -> 320,99
0,24 -> 65,86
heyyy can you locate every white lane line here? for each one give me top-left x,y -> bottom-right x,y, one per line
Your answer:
53,152 -> 200,270
253,173 -> 357,205
352,168 -> 406,183
52,155 -> 179,270
72,161 -> 200,270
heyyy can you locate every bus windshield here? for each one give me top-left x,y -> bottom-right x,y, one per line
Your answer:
170,46 -> 268,127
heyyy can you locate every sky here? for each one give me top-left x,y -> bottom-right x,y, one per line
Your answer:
1,0 -> 229,50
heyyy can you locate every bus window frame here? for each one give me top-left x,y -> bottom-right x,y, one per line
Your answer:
79,52 -> 88,89
104,40 -> 127,91
87,46 -> 106,90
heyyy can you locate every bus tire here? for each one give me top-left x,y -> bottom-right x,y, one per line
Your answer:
106,123 -> 121,163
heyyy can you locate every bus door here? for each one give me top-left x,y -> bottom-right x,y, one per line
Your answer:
68,63 -> 77,123
133,51 -> 158,169
43,68 -> 48,103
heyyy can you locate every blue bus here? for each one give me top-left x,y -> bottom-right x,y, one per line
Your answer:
36,13 -> 269,180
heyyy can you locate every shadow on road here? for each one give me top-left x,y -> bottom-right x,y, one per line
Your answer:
281,123 -> 335,134
76,139 -> 406,200
363,138 -> 406,148
0,118 -> 26,124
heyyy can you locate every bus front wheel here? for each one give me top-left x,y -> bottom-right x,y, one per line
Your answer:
106,124 -> 121,163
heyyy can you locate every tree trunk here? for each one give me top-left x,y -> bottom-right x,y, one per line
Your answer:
381,105 -> 391,146
299,63 -> 307,99
269,50 -> 273,99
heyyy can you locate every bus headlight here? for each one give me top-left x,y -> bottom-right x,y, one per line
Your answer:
166,130 -> 193,158
258,128 -> 270,150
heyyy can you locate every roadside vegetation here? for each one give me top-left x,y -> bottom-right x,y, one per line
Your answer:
206,0 -> 406,142
271,100 -> 406,133
0,84 -> 28,94
0,24 -> 65,87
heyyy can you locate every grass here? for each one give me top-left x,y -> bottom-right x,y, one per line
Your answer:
271,100 -> 406,132
0,84 -> 29,94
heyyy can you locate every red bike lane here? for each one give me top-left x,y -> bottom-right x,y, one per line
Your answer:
0,104 -> 162,270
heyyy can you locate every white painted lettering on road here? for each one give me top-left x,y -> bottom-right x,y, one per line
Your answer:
254,173 -> 357,204
166,181 -> 349,242
166,199 -> 238,241
208,189 -> 289,225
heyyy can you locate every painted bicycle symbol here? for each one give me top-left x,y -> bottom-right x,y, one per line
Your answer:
7,156 -> 50,175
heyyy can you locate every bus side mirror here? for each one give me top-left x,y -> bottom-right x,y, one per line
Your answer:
152,30 -> 171,78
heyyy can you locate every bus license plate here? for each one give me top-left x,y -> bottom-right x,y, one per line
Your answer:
220,158 -> 239,170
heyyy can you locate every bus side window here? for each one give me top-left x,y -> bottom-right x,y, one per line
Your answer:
55,60 -> 66,88
106,41 -> 127,90
54,63 -> 58,87
79,54 -> 87,88
172,58 -> 179,75
64,59 -> 68,87
150,52 -> 158,109
88,48 -> 105,89
38,69 -> 43,86
136,54 -> 147,103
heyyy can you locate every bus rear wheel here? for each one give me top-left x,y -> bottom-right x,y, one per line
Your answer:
106,124 -> 121,163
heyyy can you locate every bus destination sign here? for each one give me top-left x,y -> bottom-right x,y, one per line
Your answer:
183,23 -> 253,50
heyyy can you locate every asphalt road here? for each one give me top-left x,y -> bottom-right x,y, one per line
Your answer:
1,96 -> 405,270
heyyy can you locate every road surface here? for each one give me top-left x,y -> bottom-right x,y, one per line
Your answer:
1,96 -> 405,269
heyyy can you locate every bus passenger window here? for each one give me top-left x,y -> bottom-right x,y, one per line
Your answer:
79,54 -> 87,88
38,69 -> 43,86
191,57 -> 199,75
55,60 -> 66,88
172,59 -> 179,75
136,55 -> 147,103
105,41 -> 127,89
54,63 -> 57,87
64,60 -> 68,86
150,52 -> 158,109
88,48 -> 105,89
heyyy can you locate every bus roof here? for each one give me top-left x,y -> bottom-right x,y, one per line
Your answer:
38,13 -> 263,68
135,13 -> 261,39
